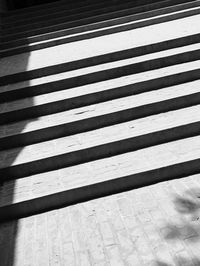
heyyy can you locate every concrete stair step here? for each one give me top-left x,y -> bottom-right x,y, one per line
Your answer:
0,71 -> 199,151
0,64 -> 199,127
2,0 -> 130,34
3,0 -> 135,29
1,33 -> 200,87
1,0 -> 158,37
0,100 -> 199,166
0,145 -> 200,222
0,47 -> 200,126
1,61 -> 199,114
0,87 -> 200,174
2,1 -> 199,55
0,87 -> 200,151
0,42 -> 200,104
1,0 -> 199,57
4,0 -> 195,20
0,60 -> 199,139
2,0 -> 111,25
5,0 -> 188,24
0,1 -> 200,223
2,0 -> 104,19
1,13 -> 199,78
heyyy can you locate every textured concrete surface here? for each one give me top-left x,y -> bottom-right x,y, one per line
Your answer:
1,12 -> 200,76
2,175 -> 200,265
1,1 -> 200,265
1,61 -> 200,139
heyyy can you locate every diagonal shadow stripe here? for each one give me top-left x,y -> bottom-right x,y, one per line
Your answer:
1,47 -> 200,107
3,0 -> 200,39
1,33 -> 200,86
1,86 -> 200,151
2,0 -> 188,37
0,99 -> 200,181
1,46 -> 200,124
0,157 -> 200,222
1,1 -> 200,56
1,0 -> 197,51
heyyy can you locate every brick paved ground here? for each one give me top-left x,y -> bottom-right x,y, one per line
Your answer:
1,174 -> 200,266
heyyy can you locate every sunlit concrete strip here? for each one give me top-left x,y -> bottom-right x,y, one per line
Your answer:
1,174 -> 200,264
0,67 -> 199,115
1,36 -> 200,93
1,103 -> 200,150
1,1 -> 200,264
0,13 -> 200,76
1,0 -> 200,47
1,35 -> 200,86
0,60 -> 198,121
0,68 -> 199,133
0,142 -> 200,217
0,94 -> 200,167
0,66 -> 199,141
1,110 -> 200,179
0,46 -> 200,116
1,0 -> 200,60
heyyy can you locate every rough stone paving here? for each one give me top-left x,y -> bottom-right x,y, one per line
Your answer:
0,0 -> 200,265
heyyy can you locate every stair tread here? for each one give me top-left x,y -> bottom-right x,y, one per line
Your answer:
3,0 -> 102,18
1,0 -> 199,50
0,13 -> 199,78
0,62 -> 199,139
1,32 -> 199,91
0,43 -> 200,114
3,0 -> 198,36
0,136 -> 200,208
0,80 -> 199,168
0,0 -> 200,224
3,0 -> 133,29
1,0 -> 198,54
